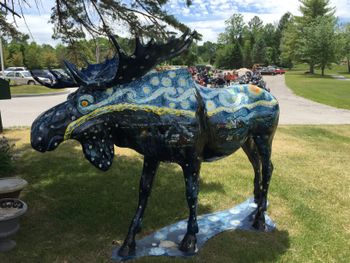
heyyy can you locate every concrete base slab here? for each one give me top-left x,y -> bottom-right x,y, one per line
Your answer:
111,197 -> 275,262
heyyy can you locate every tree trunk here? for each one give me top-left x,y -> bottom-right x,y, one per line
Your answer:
348,57 -> 350,73
321,66 -> 325,76
309,64 -> 314,74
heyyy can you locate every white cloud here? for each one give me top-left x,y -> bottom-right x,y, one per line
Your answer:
187,19 -> 227,43
8,14 -> 59,46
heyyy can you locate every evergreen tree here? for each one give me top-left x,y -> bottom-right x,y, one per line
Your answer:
247,16 -> 264,46
298,0 -> 336,73
215,43 -> 243,69
242,40 -> 253,67
25,42 -> 42,69
299,0 -> 335,24
252,38 -> 266,64
281,0 -> 336,73
340,24 -> 350,73
197,42 -> 217,65
275,13 -> 292,64
307,16 -> 337,75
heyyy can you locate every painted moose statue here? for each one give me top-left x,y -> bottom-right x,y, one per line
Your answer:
31,30 -> 279,257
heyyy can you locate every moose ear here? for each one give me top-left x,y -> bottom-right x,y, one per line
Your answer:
70,120 -> 115,171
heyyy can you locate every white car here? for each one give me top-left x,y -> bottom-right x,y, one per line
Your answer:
4,67 -> 27,74
3,71 -> 42,85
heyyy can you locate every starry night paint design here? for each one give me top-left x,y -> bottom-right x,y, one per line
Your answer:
31,30 -> 280,259
111,197 -> 275,261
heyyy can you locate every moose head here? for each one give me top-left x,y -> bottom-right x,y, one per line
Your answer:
31,31 -> 196,170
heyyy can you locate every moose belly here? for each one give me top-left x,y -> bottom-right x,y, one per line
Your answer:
112,110 -> 201,161
202,115 -> 250,162
202,127 -> 249,162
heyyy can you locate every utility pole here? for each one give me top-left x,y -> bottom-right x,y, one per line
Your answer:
0,33 -> 4,133
0,33 -> 11,133
0,32 -> 4,77
96,44 -> 100,63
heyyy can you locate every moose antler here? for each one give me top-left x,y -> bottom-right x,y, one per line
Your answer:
36,30 -> 196,89
107,29 -> 196,85
61,30 -> 196,88
63,55 -> 119,88
30,69 -> 77,89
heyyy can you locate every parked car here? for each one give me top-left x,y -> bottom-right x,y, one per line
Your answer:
4,67 -> 27,74
260,66 -> 286,75
30,69 -> 54,85
4,71 -> 39,85
260,67 -> 276,75
274,68 -> 286,74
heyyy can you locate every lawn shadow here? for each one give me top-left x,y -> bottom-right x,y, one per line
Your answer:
195,228 -> 290,263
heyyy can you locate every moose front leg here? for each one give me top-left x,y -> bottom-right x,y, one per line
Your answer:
179,159 -> 201,253
118,156 -> 159,257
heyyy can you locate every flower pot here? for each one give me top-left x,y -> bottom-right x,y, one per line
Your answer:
0,177 -> 28,199
0,198 -> 28,252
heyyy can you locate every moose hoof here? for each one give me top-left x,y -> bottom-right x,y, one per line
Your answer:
252,219 -> 266,231
118,243 -> 136,258
252,212 -> 266,231
179,234 -> 197,253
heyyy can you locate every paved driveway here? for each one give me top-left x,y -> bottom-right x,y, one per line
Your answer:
0,92 -> 73,128
265,75 -> 350,124
1,76 -> 350,128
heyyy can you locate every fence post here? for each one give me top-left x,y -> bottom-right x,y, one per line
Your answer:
0,110 -> 3,133
0,79 -> 11,133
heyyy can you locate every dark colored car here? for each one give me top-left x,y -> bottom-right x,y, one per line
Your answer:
260,67 -> 276,75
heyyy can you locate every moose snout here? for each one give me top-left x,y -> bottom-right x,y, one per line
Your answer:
31,101 -> 79,152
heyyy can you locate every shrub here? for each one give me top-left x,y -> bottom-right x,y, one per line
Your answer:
0,136 -> 14,177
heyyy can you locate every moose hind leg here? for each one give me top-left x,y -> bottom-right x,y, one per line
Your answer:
252,134 -> 274,231
242,137 -> 261,203
179,159 -> 201,253
118,156 -> 159,257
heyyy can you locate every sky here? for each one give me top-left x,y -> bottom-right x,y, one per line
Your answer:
7,0 -> 350,45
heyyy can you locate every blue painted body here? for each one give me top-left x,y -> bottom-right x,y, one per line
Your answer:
48,68 -> 278,169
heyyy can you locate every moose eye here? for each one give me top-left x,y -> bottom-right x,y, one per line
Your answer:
78,95 -> 94,110
81,100 -> 89,107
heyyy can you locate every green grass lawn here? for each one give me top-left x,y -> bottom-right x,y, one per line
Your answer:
285,69 -> 350,110
292,63 -> 350,77
325,64 -> 350,77
10,85 -> 66,95
1,126 -> 350,263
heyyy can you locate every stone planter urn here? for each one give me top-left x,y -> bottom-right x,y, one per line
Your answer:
0,177 -> 28,199
0,198 -> 28,251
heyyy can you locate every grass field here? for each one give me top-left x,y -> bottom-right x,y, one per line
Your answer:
10,85 -> 66,95
1,126 -> 350,263
285,67 -> 350,110
292,63 -> 350,77
325,64 -> 350,77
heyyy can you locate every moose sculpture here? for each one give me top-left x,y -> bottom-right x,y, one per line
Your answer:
31,30 -> 279,257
